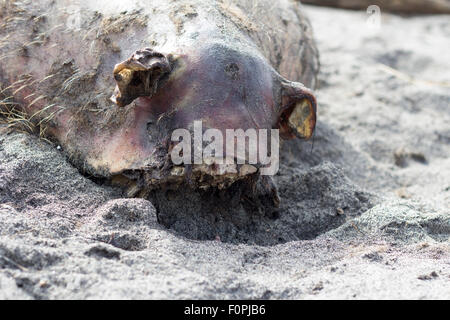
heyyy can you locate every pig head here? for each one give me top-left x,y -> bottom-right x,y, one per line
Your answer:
70,41 -> 317,193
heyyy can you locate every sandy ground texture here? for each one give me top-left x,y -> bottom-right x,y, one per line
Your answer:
0,5 -> 449,299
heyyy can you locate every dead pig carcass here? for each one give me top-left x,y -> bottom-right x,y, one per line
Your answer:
0,0 -> 319,202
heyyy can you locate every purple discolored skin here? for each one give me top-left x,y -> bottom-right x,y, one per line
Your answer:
0,0 -> 319,196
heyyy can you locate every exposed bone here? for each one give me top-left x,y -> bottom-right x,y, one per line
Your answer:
239,164 -> 257,176
170,166 -> 185,177
164,158 -> 258,190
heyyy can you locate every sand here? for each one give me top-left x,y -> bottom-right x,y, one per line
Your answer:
0,5 -> 449,299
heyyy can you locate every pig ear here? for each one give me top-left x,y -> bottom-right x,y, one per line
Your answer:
111,48 -> 172,107
276,79 -> 317,140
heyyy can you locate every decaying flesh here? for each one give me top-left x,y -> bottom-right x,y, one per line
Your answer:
0,0 -> 319,200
